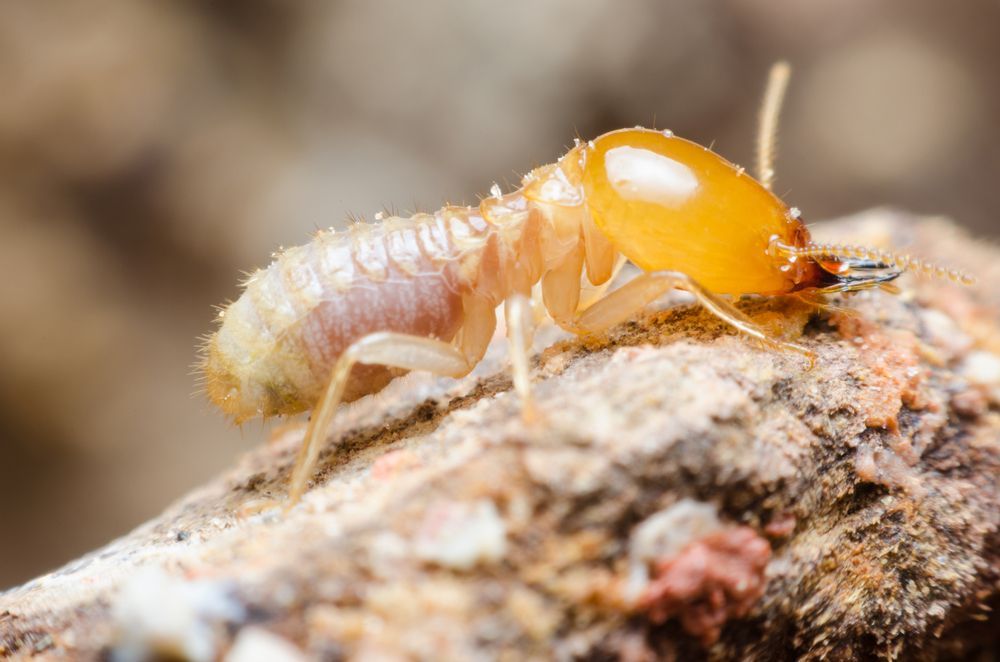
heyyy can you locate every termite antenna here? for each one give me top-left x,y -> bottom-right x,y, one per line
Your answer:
799,242 -> 977,286
756,61 -> 791,192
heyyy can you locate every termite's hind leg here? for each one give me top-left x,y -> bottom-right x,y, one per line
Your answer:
571,270 -> 815,366
288,297 -> 496,505
505,294 -> 537,423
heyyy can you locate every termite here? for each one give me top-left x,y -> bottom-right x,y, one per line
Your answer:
200,62 -> 973,504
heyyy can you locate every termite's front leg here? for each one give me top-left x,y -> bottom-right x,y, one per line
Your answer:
542,251 -> 814,364
288,295 -> 496,505
573,271 -> 815,364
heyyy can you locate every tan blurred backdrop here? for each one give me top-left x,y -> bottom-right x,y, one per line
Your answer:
1,0 -> 998,588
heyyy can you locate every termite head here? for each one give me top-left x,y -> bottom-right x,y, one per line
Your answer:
579,127 -> 818,295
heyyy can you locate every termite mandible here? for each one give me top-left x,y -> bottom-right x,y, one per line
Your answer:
200,62 -> 973,504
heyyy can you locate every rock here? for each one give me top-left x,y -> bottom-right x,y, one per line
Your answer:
1,210 -> 998,661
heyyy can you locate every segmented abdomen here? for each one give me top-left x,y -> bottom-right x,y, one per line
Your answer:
203,210 -> 500,422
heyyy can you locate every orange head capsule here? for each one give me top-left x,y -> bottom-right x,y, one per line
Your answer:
581,128 -> 817,295
578,128 -> 973,295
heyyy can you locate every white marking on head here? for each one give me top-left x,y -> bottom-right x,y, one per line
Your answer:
605,146 -> 699,207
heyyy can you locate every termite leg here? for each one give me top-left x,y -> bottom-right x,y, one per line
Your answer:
287,295 -> 496,505
581,211 -> 619,286
537,247 -> 624,326
542,244 -> 586,327
577,254 -> 627,311
571,270 -> 816,366
504,294 -> 537,423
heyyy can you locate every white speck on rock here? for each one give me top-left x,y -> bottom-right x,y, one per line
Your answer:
224,627 -> 308,662
111,568 -> 244,662
925,602 -> 948,620
959,350 -> 1000,403
960,351 -> 1000,386
414,499 -> 507,570
919,309 -> 972,360
625,499 -> 723,601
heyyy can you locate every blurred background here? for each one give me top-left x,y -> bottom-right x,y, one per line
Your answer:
1,0 -> 998,588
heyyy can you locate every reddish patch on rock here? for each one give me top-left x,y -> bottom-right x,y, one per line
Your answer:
951,388 -> 987,418
370,449 -> 419,481
635,527 -> 771,645
832,314 -> 925,432
763,511 -> 797,539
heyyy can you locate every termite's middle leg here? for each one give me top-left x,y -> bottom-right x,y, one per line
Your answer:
287,294 -> 496,504
504,253 -> 626,424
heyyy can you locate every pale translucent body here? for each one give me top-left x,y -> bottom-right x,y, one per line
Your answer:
202,128 -> 814,424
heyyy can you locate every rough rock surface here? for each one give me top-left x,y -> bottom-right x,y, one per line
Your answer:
2,210 -> 999,661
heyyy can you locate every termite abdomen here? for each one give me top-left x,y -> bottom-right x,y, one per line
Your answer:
202,216 -> 484,422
